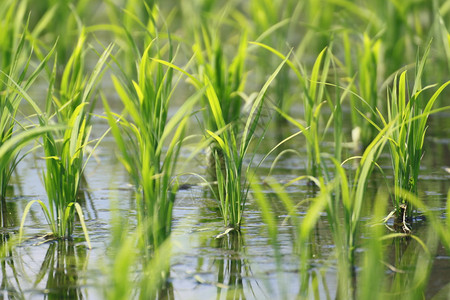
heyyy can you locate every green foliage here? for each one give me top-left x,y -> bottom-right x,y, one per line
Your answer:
1,1 -> 450,298
26,0 -> 100,64
0,0 -> 57,227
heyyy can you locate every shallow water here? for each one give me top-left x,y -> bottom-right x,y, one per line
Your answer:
1,108 -> 450,299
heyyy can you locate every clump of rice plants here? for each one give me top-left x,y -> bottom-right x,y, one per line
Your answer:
356,190 -> 440,300
104,34 -> 200,252
19,31 -> 112,247
342,33 -> 382,150
189,26 -> 247,183
104,29 -> 202,294
155,30 -> 287,231
254,43 -> 332,181
379,45 -> 450,228
152,54 -> 285,232
203,57 -> 287,231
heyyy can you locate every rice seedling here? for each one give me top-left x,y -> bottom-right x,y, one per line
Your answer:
253,43 -> 332,181
19,31 -> 112,248
188,25 -> 248,184
308,114 -> 398,298
378,43 -> 450,224
342,33 -> 382,150
0,0 -> 28,227
253,178 -> 443,299
356,189 -> 442,300
387,232 -> 438,300
104,33 -> 201,252
204,58 -> 289,231
266,119 -> 423,299
103,32 -> 200,288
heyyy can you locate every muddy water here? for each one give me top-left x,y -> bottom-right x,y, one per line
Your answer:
1,108 -> 449,299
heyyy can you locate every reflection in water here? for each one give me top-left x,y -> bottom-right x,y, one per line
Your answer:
32,240 -> 87,299
151,277 -> 174,300
388,226 -> 439,298
77,174 -> 98,221
212,231 -> 254,300
1,184 -> 19,228
0,233 -> 24,299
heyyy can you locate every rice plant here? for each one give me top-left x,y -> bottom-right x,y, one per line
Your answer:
377,43 -> 450,225
206,58 -> 289,230
253,43 -> 332,180
104,35 -> 200,252
356,190 -> 441,300
343,33 -> 382,150
313,115 -> 398,298
0,1 -> 28,226
19,31 -> 112,247
269,117 -> 394,299
188,25 -> 248,185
